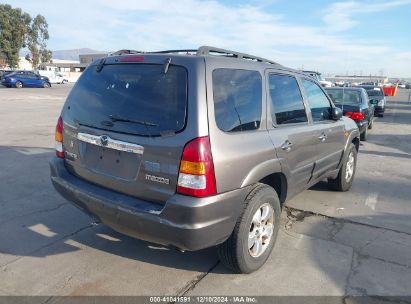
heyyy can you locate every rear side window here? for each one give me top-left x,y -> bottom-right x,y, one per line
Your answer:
65,64 -> 187,136
213,69 -> 262,132
302,79 -> 332,122
268,74 -> 307,125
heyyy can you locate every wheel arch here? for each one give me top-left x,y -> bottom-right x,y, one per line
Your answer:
352,136 -> 360,152
259,172 -> 288,206
240,159 -> 288,205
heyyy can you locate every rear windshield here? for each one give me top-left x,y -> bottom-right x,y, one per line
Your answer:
366,88 -> 383,97
65,64 -> 187,136
326,89 -> 361,105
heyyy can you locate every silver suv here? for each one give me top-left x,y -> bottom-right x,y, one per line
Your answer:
50,46 -> 360,273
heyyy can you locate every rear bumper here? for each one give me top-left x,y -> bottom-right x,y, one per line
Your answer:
50,158 -> 248,251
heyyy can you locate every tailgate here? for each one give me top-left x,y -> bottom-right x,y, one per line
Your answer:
60,59 -> 189,205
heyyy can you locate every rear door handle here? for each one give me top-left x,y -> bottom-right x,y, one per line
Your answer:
281,140 -> 293,151
318,133 -> 327,142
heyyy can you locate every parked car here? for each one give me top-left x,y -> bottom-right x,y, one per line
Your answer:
359,81 -> 378,86
359,85 -> 386,117
325,87 -> 374,141
50,46 -> 360,273
1,71 -> 51,88
0,69 -> 14,81
303,70 -> 333,87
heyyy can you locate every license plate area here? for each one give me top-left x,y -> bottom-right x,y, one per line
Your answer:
77,133 -> 144,180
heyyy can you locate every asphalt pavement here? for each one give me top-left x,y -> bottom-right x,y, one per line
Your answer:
0,84 -> 410,298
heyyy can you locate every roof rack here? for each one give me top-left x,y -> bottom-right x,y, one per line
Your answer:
151,46 -> 278,65
111,46 -> 279,65
197,46 -> 278,65
153,49 -> 198,55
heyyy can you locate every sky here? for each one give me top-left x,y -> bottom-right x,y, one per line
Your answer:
3,0 -> 411,77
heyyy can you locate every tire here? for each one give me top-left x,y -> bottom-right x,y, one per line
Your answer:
328,143 -> 357,192
43,82 -> 51,88
15,81 -> 23,88
368,118 -> 373,129
217,183 -> 281,274
360,126 -> 368,141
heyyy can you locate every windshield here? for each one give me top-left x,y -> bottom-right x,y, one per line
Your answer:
326,89 -> 362,105
65,63 -> 188,136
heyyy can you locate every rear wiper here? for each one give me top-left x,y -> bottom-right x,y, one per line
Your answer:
109,115 -> 159,127
96,58 -> 106,72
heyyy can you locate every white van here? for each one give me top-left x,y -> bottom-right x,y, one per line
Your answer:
38,67 -> 68,84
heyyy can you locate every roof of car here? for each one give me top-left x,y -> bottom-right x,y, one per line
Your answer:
358,85 -> 381,89
87,46 -> 320,82
94,46 -> 300,71
111,46 -> 280,64
325,87 -> 365,92
302,70 -> 320,74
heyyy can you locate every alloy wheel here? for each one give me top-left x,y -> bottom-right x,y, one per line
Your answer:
248,203 -> 274,258
345,152 -> 355,182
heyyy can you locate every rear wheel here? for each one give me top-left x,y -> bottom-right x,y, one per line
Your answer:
328,143 -> 357,191
368,118 -> 373,129
218,184 -> 281,274
360,126 -> 368,141
15,81 -> 22,88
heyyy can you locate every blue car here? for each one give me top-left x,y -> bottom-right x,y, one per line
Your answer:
1,71 -> 51,88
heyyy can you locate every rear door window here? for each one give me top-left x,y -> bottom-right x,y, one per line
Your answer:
326,89 -> 362,105
65,64 -> 188,136
213,69 -> 262,132
301,79 -> 332,122
268,74 -> 307,125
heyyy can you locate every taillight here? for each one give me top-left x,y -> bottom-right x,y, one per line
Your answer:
177,136 -> 217,197
345,112 -> 365,122
55,116 -> 64,158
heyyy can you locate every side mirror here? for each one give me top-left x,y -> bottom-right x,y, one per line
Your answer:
332,107 -> 343,120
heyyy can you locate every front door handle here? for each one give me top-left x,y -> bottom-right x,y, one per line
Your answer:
281,140 -> 293,151
318,133 -> 327,142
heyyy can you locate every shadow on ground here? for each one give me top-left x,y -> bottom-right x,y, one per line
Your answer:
0,146 -> 217,273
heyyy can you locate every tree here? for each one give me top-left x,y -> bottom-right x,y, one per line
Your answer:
0,4 -> 52,69
28,14 -> 52,68
0,54 -> 6,68
0,4 -> 31,68
40,49 -> 52,64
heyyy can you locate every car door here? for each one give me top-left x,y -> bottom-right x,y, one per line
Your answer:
300,78 -> 345,180
362,90 -> 374,123
23,74 -> 36,87
266,72 -> 319,197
